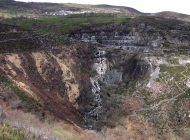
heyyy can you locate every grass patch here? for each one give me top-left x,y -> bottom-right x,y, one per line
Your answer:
176,89 -> 190,101
167,58 -> 179,64
0,72 -> 42,110
177,46 -> 190,55
0,122 -> 36,140
178,46 -> 190,50
1,16 -> 130,33
160,64 -> 185,81
53,126 -> 79,140
184,63 -> 190,75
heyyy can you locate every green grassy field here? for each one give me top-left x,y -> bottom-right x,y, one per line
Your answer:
1,15 -> 130,33
53,126 -> 79,140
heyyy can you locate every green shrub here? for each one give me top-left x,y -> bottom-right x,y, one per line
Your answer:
0,122 -> 37,140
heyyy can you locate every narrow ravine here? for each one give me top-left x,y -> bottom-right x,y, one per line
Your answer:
84,49 -> 107,129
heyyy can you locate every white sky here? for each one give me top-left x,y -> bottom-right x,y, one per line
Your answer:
15,0 -> 190,15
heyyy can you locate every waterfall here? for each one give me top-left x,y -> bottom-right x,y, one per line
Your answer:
145,57 -> 160,88
84,49 -> 106,129
145,57 -> 153,73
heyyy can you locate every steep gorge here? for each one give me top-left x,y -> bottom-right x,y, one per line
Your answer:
0,39 -> 153,130
0,15 -> 190,139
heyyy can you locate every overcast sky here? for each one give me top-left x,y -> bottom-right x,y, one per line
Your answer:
15,0 -> 190,15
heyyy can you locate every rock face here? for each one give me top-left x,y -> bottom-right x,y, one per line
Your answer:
80,48 -> 153,129
69,17 -> 190,53
122,55 -> 152,80
69,22 -> 163,53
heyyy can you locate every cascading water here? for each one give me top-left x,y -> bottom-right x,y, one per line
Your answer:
84,49 -> 107,129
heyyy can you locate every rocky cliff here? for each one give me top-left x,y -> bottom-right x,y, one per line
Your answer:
0,27 -> 154,129
69,17 -> 190,53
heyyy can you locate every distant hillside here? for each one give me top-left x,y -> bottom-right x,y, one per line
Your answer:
151,11 -> 190,22
1,0 -> 190,21
0,0 -> 141,17
92,4 -> 142,15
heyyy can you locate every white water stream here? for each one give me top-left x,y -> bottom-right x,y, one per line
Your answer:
84,49 -> 107,129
